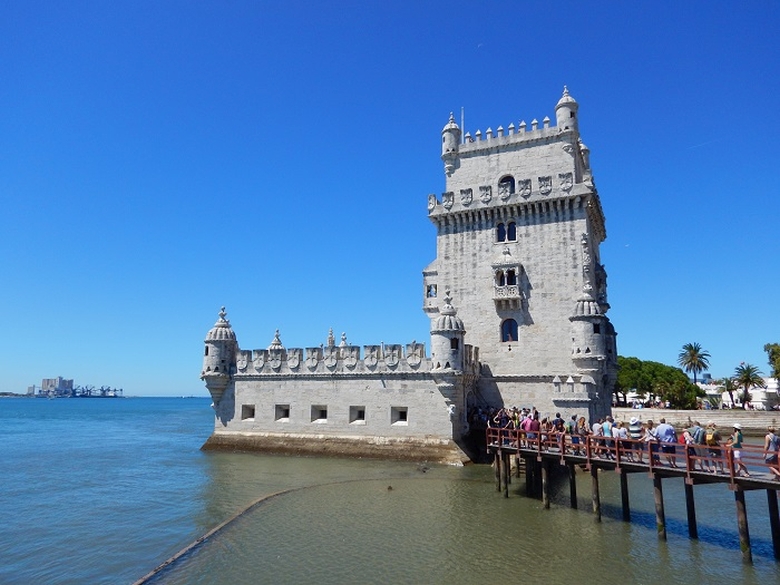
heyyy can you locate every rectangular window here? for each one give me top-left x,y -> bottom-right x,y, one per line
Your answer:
349,406 -> 366,424
391,406 -> 408,426
311,405 -> 328,423
241,404 -> 256,421
275,404 -> 290,422
593,324 -> 601,334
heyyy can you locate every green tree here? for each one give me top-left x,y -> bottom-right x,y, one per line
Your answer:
718,377 -> 738,408
616,355 -> 703,409
733,363 -> 766,410
764,343 -> 780,382
677,342 -> 710,384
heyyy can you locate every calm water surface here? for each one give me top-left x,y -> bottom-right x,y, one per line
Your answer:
1,397 -> 778,584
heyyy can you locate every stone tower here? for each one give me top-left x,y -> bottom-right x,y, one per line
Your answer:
423,88 -> 616,419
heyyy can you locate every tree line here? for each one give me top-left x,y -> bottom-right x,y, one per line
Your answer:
614,342 -> 779,409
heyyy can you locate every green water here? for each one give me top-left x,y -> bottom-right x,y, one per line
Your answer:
147,453 -> 779,585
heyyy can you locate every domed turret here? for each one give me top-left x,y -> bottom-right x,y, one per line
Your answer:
201,307 -> 238,404
555,86 -> 579,133
441,113 -> 461,176
430,293 -> 466,371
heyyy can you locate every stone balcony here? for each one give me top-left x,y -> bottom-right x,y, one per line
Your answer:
493,284 -> 523,310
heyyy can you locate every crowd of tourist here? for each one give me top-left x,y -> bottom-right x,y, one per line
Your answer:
477,405 -> 780,480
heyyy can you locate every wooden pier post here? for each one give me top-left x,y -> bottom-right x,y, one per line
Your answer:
541,460 -> 550,509
502,451 -> 510,498
591,465 -> 601,522
684,481 -> 698,539
524,455 -> 533,497
568,462 -> 578,509
495,450 -> 502,492
767,489 -> 780,561
653,474 -> 666,540
734,489 -> 752,564
619,469 -> 630,522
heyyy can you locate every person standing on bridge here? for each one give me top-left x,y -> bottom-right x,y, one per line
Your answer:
655,418 -> 678,468
629,417 -> 644,462
705,421 -> 724,473
763,426 -> 780,480
727,423 -> 750,478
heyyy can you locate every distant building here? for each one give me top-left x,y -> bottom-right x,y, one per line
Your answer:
40,377 -> 74,397
201,88 -> 617,463
699,377 -> 779,410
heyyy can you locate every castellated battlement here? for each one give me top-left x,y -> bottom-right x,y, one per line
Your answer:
461,115 -> 571,150
236,342 -> 427,376
234,341 -> 480,377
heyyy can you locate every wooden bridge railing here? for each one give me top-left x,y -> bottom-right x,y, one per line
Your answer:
485,427 -> 779,485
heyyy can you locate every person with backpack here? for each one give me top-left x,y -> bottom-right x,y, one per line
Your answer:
687,421 -> 705,471
763,426 -> 780,480
704,421 -> 723,473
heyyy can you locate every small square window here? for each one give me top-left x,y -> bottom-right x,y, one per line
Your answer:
391,406 -> 408,426
350,406 -> 366,424
311,405 -> 328,423
275,404 -> 290,422
241,404 -> 256,421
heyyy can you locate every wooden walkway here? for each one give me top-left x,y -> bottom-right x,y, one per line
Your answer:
486,427 -> 780,563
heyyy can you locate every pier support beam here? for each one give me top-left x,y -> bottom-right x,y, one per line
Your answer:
684,481 -> 698,539
590,465 -> 601,522
501,453 -> 511,498
524,455 -> 533,497
767,489 -> 780,561
735,489 -> 752,564
494,450 -> 501,493
568,462 -> 578,509
541,460 -> 550,509
653,474 -> 666,540
619,469 -> 630,522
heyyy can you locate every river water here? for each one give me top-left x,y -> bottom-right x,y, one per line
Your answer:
2,397 -> 778,584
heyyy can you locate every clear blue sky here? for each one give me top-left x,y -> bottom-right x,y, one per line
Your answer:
1,1 -> 778,396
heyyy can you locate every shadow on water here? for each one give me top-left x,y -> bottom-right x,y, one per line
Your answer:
537,469 -> 780,561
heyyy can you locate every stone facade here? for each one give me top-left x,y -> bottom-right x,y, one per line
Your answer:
201,88 -> 617,464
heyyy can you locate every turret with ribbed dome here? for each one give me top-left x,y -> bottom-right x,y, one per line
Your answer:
441,113 -> 461,176
555,85 -> 579,133
430,292 -> 465,371
201,307 -> 238,404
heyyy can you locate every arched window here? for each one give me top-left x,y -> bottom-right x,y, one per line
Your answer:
507,221 -> 517,241
499,175 -> 515,196
501,319 -> 518,342
506,269 -> 517,286
496,223 -> 506,242
496,270 -> 505,287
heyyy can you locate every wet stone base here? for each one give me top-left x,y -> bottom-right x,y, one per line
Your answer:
201,432 -> 472,466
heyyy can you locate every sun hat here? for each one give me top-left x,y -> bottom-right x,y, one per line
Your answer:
733,423 -> 742,430
630,417 -> 639,425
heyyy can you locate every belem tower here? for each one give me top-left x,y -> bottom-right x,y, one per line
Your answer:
201,88 -> 617,464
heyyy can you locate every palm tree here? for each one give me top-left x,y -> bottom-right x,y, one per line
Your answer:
718,377 -> 738,408
733,363 -> 766,410
677,342 -> 711,384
